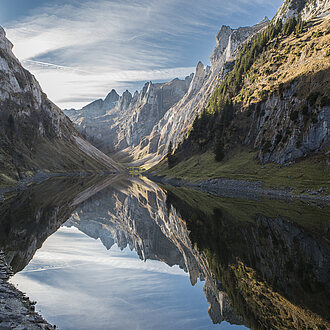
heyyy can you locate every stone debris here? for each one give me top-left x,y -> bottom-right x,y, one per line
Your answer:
0,251 -> 54,329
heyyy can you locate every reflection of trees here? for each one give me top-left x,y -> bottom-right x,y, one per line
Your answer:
165,187 -> 330,329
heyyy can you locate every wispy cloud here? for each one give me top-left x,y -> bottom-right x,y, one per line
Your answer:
4,0 -> 282,108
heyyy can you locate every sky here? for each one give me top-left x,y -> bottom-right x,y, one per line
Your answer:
1,0 -> 283,109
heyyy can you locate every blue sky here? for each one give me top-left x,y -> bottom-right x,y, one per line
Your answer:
1,0 -> 283,108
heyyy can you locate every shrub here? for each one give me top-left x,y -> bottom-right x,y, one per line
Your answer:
312,30 -> 323,38
301,104 -> 309,116
262,140 -> 272,153
275,133 -> 282,145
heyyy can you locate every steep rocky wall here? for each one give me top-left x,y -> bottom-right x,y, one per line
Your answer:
64,77 -> 192,156
0,25 -> 119,185
247,85 -> 329,164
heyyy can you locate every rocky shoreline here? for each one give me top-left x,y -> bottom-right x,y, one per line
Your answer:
147,174 -> 330,205
0,251 -> 54,329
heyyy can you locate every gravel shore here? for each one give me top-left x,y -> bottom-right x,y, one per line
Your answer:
0,251 -> 54,329
147,174 -> 330,204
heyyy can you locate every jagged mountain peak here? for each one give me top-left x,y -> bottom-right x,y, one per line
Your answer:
259,16 -> 270,24
0,25 -> 13,52
104,89 -> 119,103
211,18 -> 269,67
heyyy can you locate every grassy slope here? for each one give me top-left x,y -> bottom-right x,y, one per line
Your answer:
153,149 -> 329,193
151,16 -> 330,193
235,15 -> 330,105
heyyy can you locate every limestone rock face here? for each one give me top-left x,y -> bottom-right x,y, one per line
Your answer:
273,0 -> 330,21
246,87 -> 330,164
64,77 -> 192,156
65,18 -> 269,165
0,25 -> 119,180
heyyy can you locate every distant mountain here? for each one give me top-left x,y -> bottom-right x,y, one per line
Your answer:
0,26 -> 120,187
64,18 -> 269,165
64,76 -> 193,160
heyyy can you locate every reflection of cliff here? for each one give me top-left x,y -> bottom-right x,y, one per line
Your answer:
165,186 -> 330,329
65,177 -> 243,326
0,175 -> 118,273
66,178 -> 185,269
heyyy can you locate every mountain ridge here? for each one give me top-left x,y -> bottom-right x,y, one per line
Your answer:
0,25 -> 120,187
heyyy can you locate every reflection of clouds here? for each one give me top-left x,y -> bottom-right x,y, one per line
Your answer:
10,226 -> 217,330
18,227 -> 186,276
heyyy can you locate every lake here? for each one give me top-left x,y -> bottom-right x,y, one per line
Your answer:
1,175 -> 329,329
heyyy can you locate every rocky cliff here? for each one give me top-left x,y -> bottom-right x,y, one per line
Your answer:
0,26 -> 119,187
64,76 -> 192,159
167,9 -> 329,169
65,18 -> 269,165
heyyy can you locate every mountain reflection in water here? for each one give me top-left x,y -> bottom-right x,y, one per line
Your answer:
1,175 -> 329,329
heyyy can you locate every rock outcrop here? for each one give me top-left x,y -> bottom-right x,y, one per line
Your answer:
0,25 -> 119,187
273,0 -> 330,22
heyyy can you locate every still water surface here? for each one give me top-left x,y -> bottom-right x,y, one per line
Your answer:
1,175 -> 329,329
